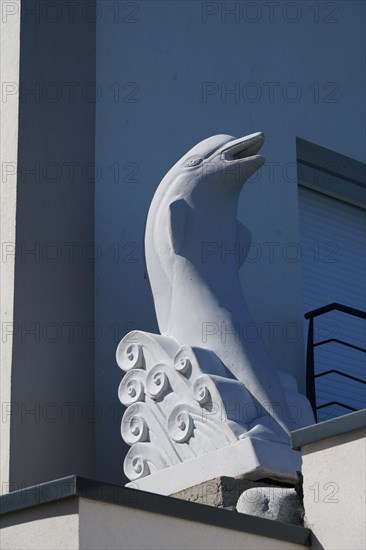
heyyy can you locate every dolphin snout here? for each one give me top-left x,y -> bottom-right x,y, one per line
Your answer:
221,132 -> 265,161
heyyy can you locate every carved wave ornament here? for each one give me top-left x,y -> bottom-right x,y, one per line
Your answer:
117,333 -> 255,481
117,330 -> 313,486
117,132 -> 315,491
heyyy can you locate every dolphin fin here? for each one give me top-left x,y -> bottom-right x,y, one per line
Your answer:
169,199 -> 188,255
236,220 -> 252,267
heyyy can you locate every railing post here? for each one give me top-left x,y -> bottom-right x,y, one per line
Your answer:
306,317 -> 317,421
304,303 -> 366,421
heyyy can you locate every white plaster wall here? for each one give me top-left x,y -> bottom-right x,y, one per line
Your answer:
0,0 -> 21,494
78,498 -> 306,550
0,499 -> 79,550
95,0 -> 366,483
0,496 -> 306,550
302,428 -> 366,549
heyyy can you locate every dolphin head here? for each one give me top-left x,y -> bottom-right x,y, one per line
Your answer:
144,132 -> 265,326
169,132 -> 265,194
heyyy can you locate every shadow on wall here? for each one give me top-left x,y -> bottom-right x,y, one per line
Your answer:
9,0 -> 96,489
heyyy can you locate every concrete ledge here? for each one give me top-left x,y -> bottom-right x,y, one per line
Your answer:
293,411 -> 366,549
0,475 -> 311,547
291,409 -> 366,450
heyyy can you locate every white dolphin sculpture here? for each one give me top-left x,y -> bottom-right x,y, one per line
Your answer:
144,132 -> 303,438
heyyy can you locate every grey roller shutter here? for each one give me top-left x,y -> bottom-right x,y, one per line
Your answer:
298,186 -> 366,421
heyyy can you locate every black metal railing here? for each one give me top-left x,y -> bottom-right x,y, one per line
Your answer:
305,302 -> 366,421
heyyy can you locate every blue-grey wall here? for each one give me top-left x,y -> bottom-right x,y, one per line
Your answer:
95,0 -> 365,483
10,0 -> 96,488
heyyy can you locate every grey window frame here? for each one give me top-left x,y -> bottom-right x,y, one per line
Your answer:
296,137 -> 366,209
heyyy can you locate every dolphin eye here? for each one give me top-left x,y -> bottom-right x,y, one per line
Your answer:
184,156 -> 203,167
203,147 -> 218,159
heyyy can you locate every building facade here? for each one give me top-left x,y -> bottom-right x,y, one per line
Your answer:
1,3 -> 365,547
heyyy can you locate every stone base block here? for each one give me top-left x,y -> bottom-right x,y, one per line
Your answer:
237,487 -> 304,525
171,477 -> 274,509
126,436 -> 302,496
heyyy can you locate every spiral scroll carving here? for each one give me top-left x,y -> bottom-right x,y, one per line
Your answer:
117,332 -> 256,482
121,407 -> 149,445
168,406 -> 195,443
146,364 -> 170,399
116,342 -> 144,372
118,369 -> 146,406
124,451 -> 151,480
193,379 -> 211,406
124,442 -> 171,480
174,356 -> 191,377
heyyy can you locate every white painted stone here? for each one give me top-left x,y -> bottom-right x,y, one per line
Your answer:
236,487 -> 304,525
0,0 -> 20,494
117,134 -> 314,492
125,437 -> 301,495
301,427 -> 366,550
3,496 -> 308,550
144,133 -> 293,433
